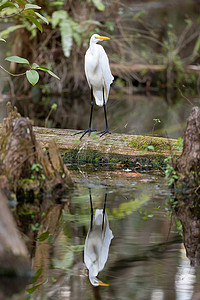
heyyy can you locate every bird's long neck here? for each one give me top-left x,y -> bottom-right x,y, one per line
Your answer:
89,41 -> 98,56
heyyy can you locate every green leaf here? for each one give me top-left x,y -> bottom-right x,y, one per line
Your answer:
47,70 -> 60,80
0,25 -> 25,39
36,66 -> 49,71
35,66 -> 60,80
25,4 -> 41,10
5,55 -> 29,64
38,231 -> 49,242
193,35 -> 200,56
25,15 -> 43,32
34,12 -> 49,24
26,279 -> 48,294
51,10 -> 68,28
0,2 -> 18,11
92,0 -> 105,11
51,276 -> 57,282
26,70 -> 39,86
30,268 -> 42,284
15,0 -> 26,5
50,1 -> 64,6
0,38 -> 6,42
147,145 -> 155,151
31,62 -> 39,69
60,19 -> 72,57
51,103 -> 57,110
132,10 -> 145,21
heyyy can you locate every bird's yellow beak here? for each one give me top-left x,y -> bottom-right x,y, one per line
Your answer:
98,282 -> 109,286
98,36 -> 110,40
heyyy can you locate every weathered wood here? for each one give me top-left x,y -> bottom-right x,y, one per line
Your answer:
174,199 -> 200,267
32,126 -> 181,165
0,103 -> 73,201
171,107 -> 200,267
110,63 -> 200,75
175,106 -> 200,188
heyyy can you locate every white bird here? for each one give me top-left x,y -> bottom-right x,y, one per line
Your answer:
75,34 -> 114,140
84,191 -> 114,286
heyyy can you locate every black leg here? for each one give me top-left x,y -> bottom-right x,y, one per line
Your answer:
89,188 -> 93,232
102,193 -> 107,231
97,86 -> 111,137
74,85 -> 96,140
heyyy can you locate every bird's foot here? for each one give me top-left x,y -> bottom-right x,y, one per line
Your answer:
97,129 -> 111,137
74,128 -> 96,140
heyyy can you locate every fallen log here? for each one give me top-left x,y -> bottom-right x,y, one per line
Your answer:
32,127 -> 181,167
110,63 -> 200,76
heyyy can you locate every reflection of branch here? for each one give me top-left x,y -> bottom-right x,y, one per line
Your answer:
178,88 -> 194,106
0,8 -> 24,19
0,64 -> 26,76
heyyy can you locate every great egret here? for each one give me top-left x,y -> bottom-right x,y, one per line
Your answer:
84,189 -> 114,286
75,34 -> 114,140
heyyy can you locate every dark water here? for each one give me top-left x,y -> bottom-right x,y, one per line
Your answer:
4,166 -> 200,300
0,93 -> 199,139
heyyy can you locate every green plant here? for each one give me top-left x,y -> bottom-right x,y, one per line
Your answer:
4,56 -> 59,85
30,163 -> 46,180
45,103 -> 57,127
0,0 -> 60,86
152,118 -> 161,136
164,156 -> 178,185
139,208 -> 154,220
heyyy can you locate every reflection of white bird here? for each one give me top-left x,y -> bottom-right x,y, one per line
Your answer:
84,192 -> 114,286
75,34 -> 114,140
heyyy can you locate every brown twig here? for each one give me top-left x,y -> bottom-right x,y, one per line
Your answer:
178,88 -> 194,106
0,8 -> 25,19
0,64 -> 26,77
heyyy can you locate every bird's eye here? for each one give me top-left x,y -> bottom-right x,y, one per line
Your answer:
95,35 -> 98,39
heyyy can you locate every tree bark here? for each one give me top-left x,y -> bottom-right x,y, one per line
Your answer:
0,102 -> 73,202
175,106 -> 200,189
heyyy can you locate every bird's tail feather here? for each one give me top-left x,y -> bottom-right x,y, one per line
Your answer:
93,89 -> 104,106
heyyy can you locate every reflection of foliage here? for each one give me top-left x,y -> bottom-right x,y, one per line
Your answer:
26,268 -> 48,295
165,196 -> 182,235
52,244 -> 84,271
112,193 -> 151,219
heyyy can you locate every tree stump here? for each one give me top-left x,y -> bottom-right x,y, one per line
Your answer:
175,106 -> 200,191
172,106 -> 200,266
174,200 -> 200,266
0,102 -> 73,202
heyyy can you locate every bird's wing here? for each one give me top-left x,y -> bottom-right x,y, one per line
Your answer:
98,211 -> 114,272
99,45 -> 114,102
84,49 -> 91,88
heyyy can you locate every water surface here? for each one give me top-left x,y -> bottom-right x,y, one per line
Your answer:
6,166 -> 199,300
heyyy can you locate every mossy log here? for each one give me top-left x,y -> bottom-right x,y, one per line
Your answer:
32,127 -> 181,167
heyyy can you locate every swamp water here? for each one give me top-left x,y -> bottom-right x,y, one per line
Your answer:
4,165 -> 200,300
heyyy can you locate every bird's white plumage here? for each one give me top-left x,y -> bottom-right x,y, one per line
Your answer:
85,34 -> 114,107
84,208 -> 114,286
